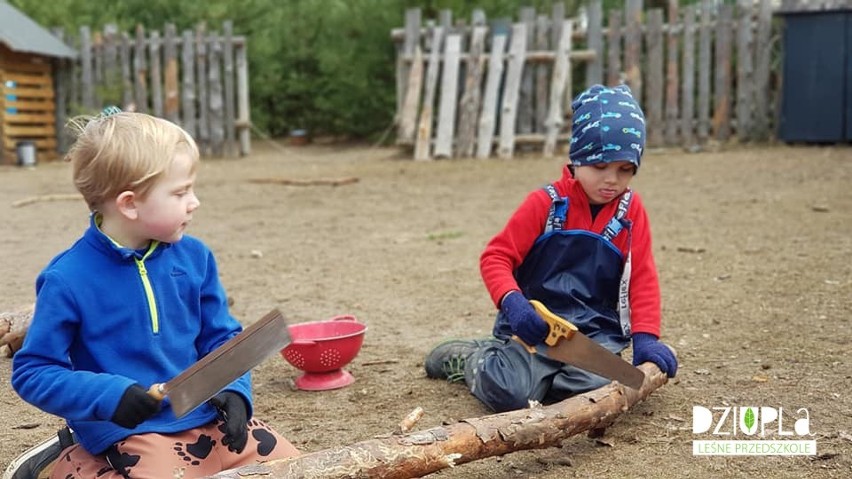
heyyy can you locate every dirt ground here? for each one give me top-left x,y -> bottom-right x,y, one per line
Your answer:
1,140 -> 851,478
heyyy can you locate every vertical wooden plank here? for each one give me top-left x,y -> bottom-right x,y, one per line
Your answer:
646,9 -> 664,147
712,4 -> 732,142
551,2 -> 569,115
664,0 -> 680,145
498,23 -> 528,159
753,0 -> 773,140
119,32 -> 132,110
544,20 -> 573,158
623,0 -> 643,101
606,9 -> 622,86
196,24 -> 209,154
681,5 -> 696,148
222,21 -> 236,156
586,0 -> 603,87
434,34 -> 462,158
697,0 -> 712,143
149,30 -> 163,118
439,10 -> 452,34
236,42 -> 251,156
735,0 -> 753,142
518,8 -> 535,135
534,15 -> 550,133
476,34 -> 507,159
397,8 -> 421,129
51,28 -> 69,154
414,26 -> 444,161
456,26 -> 487,158
93,31 -> 103,86
134,25 -> 148,113
397,8 -> 422,142
79,26 -> 95,111
103,24 -> 118,94
208,34 -> 224,157
398,46 -> 423,144
181,30 -> 197,138
163,23 -> 180,125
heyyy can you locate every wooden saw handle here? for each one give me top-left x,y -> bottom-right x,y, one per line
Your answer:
147,383 -> 166,401
529,300 -> 578,347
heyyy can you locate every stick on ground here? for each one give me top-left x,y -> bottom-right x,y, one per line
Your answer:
208,362 -> 670,479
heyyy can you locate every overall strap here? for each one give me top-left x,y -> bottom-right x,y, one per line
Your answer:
607,189 -> 634,337
601,189 -> 633,241
543,184 -> 569,234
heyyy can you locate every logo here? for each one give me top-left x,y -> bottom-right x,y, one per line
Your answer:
692,405 -> 816,456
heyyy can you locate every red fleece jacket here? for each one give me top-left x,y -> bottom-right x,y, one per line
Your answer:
479,166 -> 662,337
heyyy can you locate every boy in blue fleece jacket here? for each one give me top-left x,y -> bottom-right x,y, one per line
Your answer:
11,109 -> 299,478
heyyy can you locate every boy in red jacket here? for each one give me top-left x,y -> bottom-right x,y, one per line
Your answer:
425,84 -> 677,412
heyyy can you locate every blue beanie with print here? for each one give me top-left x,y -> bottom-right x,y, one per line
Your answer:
569,84 -> 646,170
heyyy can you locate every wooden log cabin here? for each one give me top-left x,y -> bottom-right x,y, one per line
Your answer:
0,2 -> 76,165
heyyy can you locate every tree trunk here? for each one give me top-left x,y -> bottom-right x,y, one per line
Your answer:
209,362 -> 669,479
0,303 -> 34,357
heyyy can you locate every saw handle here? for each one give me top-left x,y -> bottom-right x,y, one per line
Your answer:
529,300 -> 577,347
147,383 -> 166,401
512,300 -> 578,353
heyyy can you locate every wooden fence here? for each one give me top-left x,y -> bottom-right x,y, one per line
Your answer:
54,21 -> 250,157
392,0 -> 778,160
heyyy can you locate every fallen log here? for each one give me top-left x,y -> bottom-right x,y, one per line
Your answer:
1,303 -> 34,357
208,362 -> 669,479
247,177 -> 359,187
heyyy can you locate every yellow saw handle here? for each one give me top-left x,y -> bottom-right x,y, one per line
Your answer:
512,300 -> 578,352
529,300 -> 577,347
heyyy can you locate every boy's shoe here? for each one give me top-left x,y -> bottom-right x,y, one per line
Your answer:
425,339 -> 490,383
3,427 -> 74,479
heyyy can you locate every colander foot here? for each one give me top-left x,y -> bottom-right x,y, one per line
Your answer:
294,369 -> 355,391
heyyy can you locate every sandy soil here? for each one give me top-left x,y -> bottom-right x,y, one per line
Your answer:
1,141 -> 851,478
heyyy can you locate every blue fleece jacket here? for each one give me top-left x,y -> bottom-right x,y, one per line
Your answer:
12,215 -> 252,455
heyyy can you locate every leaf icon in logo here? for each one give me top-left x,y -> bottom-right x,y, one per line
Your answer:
744,408 -> 755,431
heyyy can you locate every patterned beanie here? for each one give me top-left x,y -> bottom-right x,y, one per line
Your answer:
569,84 -> 646,170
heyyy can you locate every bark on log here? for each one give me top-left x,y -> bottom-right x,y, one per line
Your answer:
208,362 -> 669,479
1,304 -> 34,357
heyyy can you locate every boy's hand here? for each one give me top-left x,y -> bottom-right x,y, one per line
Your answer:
111,384 -> 161,428
501,291 -> 549,345
632,333 -> 678,377
210,391 -> 248,453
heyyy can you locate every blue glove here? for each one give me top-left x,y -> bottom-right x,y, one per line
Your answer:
632,333 -> 678,377
501,291 -> 548,345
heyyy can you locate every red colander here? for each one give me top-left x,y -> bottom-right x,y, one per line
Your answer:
280,315 -> 367,391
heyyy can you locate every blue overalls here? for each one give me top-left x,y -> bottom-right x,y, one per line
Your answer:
465,185 -> 634,412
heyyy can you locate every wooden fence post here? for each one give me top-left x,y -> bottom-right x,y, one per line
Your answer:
163,24 -> 180,124
712,4 -> 732,142
414,26 -> 444,161
434,34 -> 461,158
664,0 -> 680,146
544,20 -> 573,158
498,23 -> 528,159
181,30 -> 197,138
697,0 -> 712,143
456,26 -> 487,158
79,26 -> 95,112
735,0 -> 754,142
223,21 -> 236,156
476,34 -> 507,159
236,42 -> 251,156
149,30 -> 163,117
134,24 -> 148,113
753,0 -> 773,141
645,9 -> 664,147
681,5 -> 696,149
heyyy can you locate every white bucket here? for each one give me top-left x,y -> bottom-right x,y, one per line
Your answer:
16,141 -> 36,167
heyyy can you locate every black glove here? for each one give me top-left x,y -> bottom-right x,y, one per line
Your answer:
210,391 -> 248,453
111,384 -> 161,429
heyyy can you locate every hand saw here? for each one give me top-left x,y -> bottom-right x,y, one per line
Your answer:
513,300 -> 645,389
148,309 -> 291,417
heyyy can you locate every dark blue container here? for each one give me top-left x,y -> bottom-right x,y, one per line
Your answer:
778,11 -> 852,143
